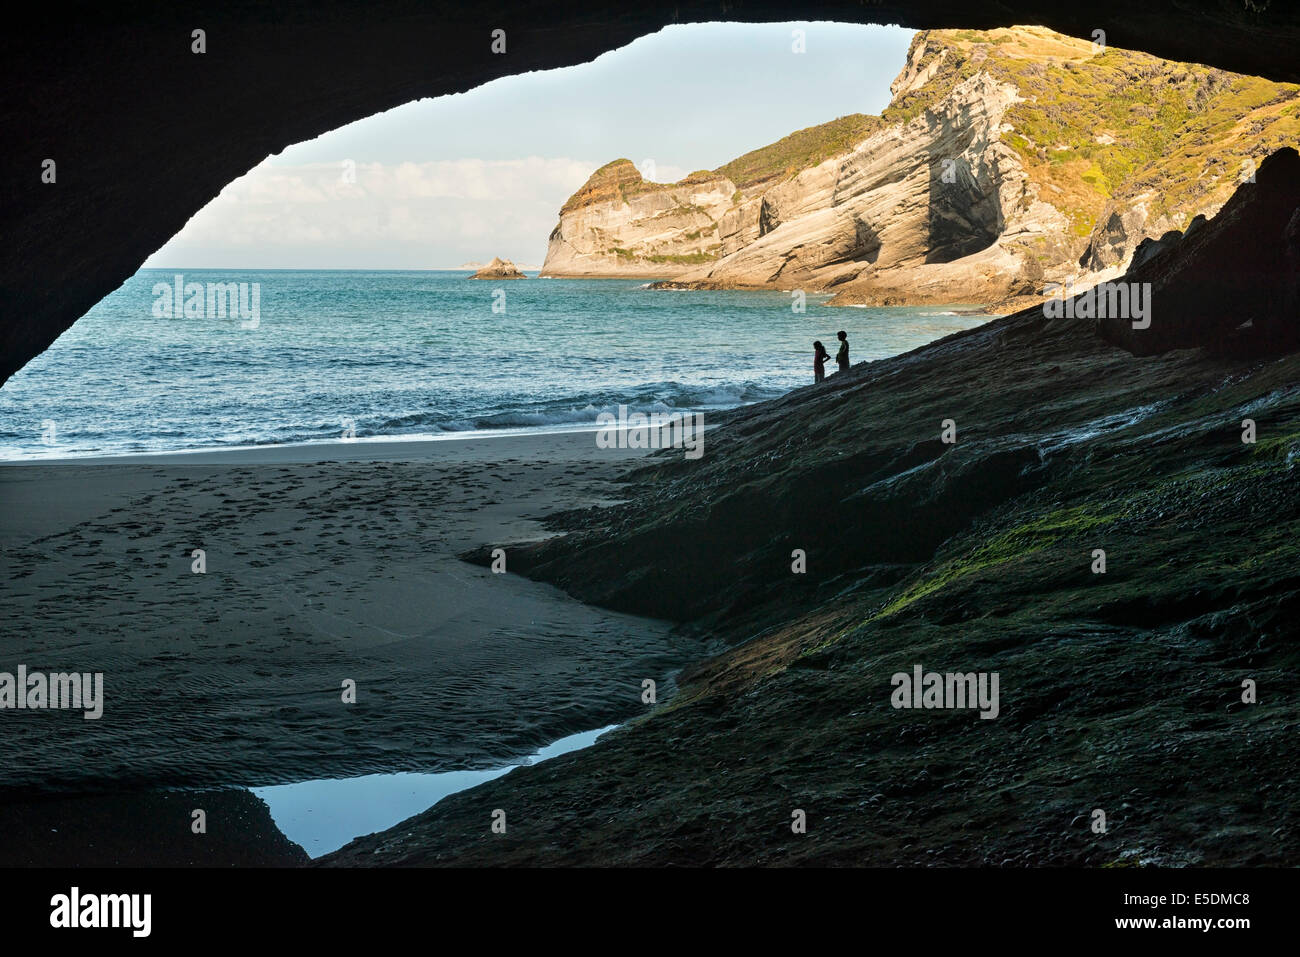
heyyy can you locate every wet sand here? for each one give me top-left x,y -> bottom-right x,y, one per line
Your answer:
0,430 -> 696,806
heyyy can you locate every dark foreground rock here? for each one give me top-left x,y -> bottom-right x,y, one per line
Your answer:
323,166 -> 1300,866
1097,147 -> 1300,355
0,788 -> 307,866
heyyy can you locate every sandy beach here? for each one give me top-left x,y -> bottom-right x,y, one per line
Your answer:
0,429 -> 698,854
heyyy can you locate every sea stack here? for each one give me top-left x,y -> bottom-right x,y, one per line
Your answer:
470,257 -> 527,280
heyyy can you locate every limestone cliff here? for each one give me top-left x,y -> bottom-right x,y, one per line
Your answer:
540,162 -> 742,277
541,26 -> 1300,307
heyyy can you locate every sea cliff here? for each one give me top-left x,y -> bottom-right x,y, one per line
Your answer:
542,26 -> 1300,309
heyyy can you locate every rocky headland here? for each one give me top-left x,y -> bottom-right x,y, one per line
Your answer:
542,27 -> 1300,311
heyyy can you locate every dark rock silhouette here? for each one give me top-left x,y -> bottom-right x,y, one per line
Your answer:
0,788 -> 307,866
1097,147 -> 1300,355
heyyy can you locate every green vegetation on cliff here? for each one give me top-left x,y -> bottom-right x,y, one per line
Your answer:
552,25 -> 1299,280
885,26 -> 1300,236
715,113 -> 884,190
560,158 -> 662,214
562,110 -> 887,214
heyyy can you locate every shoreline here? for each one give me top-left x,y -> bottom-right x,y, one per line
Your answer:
0,423 -> 614,466
2,413 -> 728,467
0,422 -> 706,467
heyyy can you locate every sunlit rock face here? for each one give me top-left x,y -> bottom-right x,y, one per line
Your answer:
544,26 -> 1300,312
541,66 -> 1037,292
470,257 -> 528,279
541,162 -> 741,278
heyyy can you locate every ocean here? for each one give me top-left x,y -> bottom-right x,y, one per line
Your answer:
0,269 -> 988,459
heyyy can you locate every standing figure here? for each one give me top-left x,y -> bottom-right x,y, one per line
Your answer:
835,330 -> 850,374
813,340 -> 830,383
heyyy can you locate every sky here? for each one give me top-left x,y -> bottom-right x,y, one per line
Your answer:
144,22 -> 915,270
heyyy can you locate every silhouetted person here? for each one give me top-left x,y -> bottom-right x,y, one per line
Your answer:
813,340 -> 830,383
835,330 -> 849,373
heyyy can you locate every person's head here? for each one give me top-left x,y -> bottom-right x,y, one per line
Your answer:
837,330 -> 847,341
813,340 -> 823,352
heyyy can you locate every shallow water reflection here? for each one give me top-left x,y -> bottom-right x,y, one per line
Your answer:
252,725 -> 615,858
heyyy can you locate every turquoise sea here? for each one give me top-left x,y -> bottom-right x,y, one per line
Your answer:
0,268 -> 989,459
